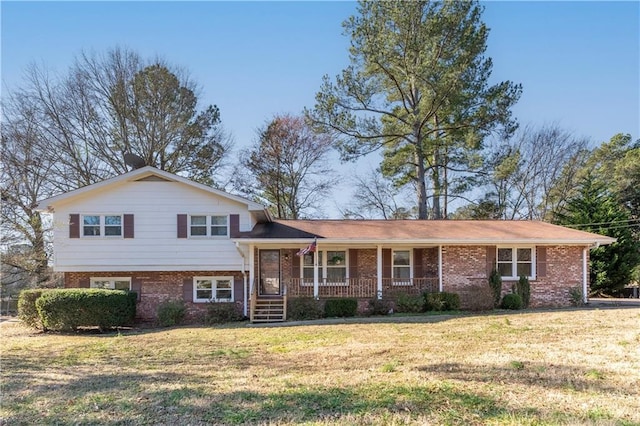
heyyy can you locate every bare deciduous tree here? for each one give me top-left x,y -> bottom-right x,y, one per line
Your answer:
480,124 -> 589,220
236,114 -> 337,219
341,170 -> 415,219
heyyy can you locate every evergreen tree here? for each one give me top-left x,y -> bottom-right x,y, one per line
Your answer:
554,173 -> 640,295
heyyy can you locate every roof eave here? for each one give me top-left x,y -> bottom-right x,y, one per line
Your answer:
233,237 -> 617,246
35,166 -> 269,215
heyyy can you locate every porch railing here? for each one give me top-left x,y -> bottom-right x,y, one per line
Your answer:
285,278 -> 377,299
284,277 -> 439,300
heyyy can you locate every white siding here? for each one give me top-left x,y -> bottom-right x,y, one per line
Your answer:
51,180 -> 255,272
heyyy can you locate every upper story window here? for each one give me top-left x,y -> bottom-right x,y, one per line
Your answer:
190,215 -> 228,237
193,276 -> 233,302
83,215 -> 122,237
393,250 -> 411,284
497,247 -> 534,280
90,277 -> 131,290
302,250 -> 347,285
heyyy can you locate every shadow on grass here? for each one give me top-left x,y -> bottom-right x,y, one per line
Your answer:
418,361 -> 630,395
3,371 -> 548,425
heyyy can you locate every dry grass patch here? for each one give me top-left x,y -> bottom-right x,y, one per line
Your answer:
2,308 -> 640,425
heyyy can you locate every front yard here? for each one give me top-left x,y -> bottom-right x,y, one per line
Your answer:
2,307 -> 639,425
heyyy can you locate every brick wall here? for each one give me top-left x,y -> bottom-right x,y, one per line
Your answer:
356,249 -> 377,279
65,270 -> 246,322
67,245 -> 587,322
441,246 -> 487,308
441,245 -> 585,308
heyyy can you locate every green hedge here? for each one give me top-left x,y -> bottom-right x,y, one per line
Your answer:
34,289 -> 136,331
287,297 -> 324,321
394,293 -> 425,313
324,298 -> 358,318
157,299 -> 186,327
424,292 -> 460,311
367,298 -> 392,316
501,293 -> 523,310
205,302 -> 244,324
18,289 -> 49,329
515,276 -> 531,308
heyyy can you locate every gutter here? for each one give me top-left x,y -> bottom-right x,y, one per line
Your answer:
231,238 -> 617,246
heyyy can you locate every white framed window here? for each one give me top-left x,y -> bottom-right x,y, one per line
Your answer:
497,247 -> 535,280
193,276 -> 234,302
82,215 -> 123,237
301,250 -> 347,285
189,215 -> 228,237
90,277 -> 131,290
392,250 -> 412,285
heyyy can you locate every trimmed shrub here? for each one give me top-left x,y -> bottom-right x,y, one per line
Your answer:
157,299 -> 186,327
394,293 -> 424,313
501,293 -> 523,310
367,298 -> 392,316
464,285 -> 495,311
18,289 -> 48,329
424,292 -> 460,312
516,276 -> 531,308
205,302 -> 244,324
489,268 -> 503,308
287,297 -> 324,321
35,289 -> 136,331
324,298 -> 358,318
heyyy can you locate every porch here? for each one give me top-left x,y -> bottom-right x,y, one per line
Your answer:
246,245 -> 443,322
249,277 -> 440,323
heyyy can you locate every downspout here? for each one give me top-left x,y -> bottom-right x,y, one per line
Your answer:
438,245 -> 443,292
235,242 -> 248,317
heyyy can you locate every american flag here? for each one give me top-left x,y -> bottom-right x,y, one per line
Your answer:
296,239 -> 317,256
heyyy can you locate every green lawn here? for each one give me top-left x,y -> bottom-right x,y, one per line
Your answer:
2,308 -> 639,425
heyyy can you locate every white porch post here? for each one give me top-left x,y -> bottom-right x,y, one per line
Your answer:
582,248 -> 588,304
313,245 -> 319,299
377,244 -> 383,299
438,245 -> 443,292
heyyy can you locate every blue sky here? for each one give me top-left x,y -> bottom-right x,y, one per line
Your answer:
2,1 -> 639,214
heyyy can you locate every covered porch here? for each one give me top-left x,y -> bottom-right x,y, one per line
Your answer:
244,242 -> 443,322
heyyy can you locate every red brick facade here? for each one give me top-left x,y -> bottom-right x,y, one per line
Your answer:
64,245 -> 587,321
65,271 -> 246,321
441,245 -> 585,308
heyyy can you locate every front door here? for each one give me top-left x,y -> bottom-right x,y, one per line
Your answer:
259,250 -> 281,295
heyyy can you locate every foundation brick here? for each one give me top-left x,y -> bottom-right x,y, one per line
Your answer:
65,270 -> 246,322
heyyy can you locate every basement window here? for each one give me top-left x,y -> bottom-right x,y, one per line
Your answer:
90,277 -> 131,290
193,276 -> 234,302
